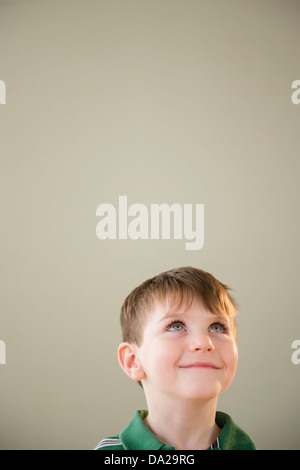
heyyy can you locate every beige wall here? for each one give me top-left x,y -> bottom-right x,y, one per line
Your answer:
0,0 -> 300,449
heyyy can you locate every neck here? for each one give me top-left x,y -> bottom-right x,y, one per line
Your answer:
143,394 -> 220,450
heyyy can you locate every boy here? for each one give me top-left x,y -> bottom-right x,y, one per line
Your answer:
95,266 -> 255,450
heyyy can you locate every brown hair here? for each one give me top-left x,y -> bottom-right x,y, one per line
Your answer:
120,266 -> 238,345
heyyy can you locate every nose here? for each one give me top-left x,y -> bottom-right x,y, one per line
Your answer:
188,331 -> 215,353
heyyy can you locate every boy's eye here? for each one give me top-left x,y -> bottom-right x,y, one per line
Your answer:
167,322 -> 185,332
209,323 -> 226,334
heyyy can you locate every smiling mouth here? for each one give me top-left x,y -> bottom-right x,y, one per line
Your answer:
179,362 -> 221,369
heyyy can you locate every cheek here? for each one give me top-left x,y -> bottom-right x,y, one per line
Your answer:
223,343 -> 238,377
143,341 -> 181,376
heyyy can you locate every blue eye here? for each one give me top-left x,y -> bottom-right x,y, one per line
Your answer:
210,323 -> 226,334
167,321 -> 185,332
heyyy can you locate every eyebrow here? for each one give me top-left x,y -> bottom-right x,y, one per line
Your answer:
158,311 -> 186,323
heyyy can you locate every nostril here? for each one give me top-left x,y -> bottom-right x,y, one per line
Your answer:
190,339 -> 215,352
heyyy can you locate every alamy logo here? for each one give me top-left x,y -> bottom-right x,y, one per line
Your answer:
291,80 -> 300,105
0,80 -> 6,104
0,340 -> 6,365
291,340 -> 300,365
96,196 -> 204,251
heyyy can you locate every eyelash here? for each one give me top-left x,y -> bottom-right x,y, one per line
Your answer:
210,321 -> 229,334
165,319 -> 229,334
164,318 -> 187,332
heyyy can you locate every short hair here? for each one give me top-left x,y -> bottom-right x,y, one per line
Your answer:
120,266 -> 238,346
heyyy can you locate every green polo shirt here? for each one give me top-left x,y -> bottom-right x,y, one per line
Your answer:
95,410 -> 256,450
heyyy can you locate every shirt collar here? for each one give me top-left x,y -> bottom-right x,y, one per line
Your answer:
120,410 -> 224,450
120,410 -> 174,450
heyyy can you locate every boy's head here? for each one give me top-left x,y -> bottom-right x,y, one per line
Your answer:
118,267 -> 239,400
120,266 -> 238,346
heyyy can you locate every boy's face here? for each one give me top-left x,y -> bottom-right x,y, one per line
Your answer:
135,295 -> 238,402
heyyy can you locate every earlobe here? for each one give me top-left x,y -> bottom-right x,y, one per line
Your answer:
118,342 -> 146,382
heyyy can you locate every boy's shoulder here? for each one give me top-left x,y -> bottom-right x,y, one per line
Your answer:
216,411 -> 256,450
95,409 -> 256,450
94,410 -> 170,451
94,410 -> 166,450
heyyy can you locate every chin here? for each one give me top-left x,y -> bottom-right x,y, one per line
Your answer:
179,384 -> 223,401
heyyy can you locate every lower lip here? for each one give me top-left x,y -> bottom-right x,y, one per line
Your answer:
180,364 -> 220,369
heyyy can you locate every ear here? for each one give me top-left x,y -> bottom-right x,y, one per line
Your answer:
118,342 -> 146,382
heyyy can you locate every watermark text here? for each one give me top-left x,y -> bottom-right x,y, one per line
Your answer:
291,80 -> 300,105
0,80 -> 6,104
0,340 -> 6,365
291,340 -> 300,365
96,196 -> 204,251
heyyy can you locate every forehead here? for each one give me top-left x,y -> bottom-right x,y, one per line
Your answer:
148,294 -> 224,323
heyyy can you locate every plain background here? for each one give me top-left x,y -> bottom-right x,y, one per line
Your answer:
1,0 -> 300,450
